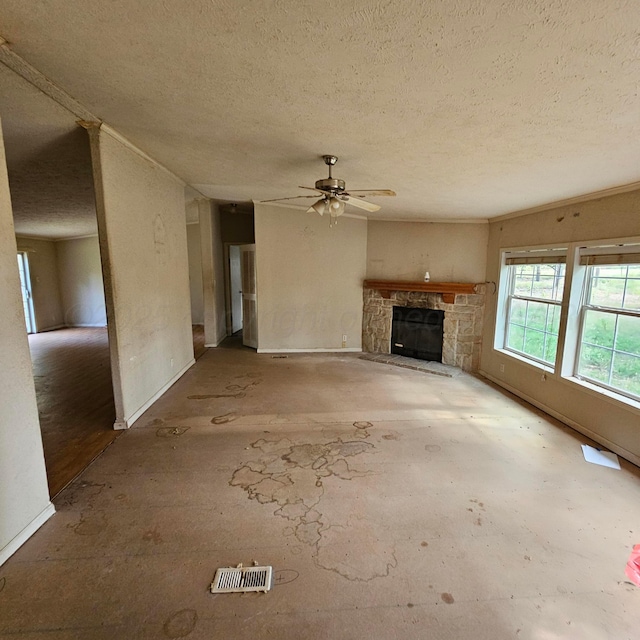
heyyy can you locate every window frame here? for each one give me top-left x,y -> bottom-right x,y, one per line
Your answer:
496,247 -> 568,372
574,260 -> 640,402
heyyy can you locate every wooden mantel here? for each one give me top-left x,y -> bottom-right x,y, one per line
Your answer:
363,279 -> 479,304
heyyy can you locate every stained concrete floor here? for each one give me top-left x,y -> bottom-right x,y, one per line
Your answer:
2,341 -> 639,639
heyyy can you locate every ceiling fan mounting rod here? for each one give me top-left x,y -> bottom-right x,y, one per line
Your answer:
316,155 -> 344,192
322,154 -> 338,179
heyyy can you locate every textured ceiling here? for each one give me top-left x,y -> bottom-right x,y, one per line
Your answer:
0,64 -> 97,239
1,0 -> 640,222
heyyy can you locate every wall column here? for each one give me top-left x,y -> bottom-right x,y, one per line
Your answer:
0,116 -> 54,566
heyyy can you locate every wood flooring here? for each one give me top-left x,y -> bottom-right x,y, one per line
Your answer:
28,327 -> 118,497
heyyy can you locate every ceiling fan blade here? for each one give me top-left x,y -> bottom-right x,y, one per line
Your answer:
298,185 -> 326,193
341,196 -> 380,212
260,195 -> 323,203
343,189 -> 396,197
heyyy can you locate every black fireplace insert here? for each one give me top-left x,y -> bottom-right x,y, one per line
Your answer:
391,306 -> 444,361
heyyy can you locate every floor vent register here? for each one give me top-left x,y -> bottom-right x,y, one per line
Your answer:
210,565 -> 273,593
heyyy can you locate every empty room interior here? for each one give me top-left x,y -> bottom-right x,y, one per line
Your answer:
0,2 -> 639,639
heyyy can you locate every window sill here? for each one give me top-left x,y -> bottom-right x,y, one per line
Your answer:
560,375 -> 640,414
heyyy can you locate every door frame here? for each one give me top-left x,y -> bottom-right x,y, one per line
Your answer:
17,251 -> 36,334
223,241 -> 248,336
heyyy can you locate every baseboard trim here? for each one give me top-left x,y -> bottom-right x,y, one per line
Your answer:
0,502 -> 55,567
36,324 -> 66,333
257,348 -> 363,354
205,335 -> 227,348
479,370 -> 640,468
67,323 -> 107,328
115,359 -> 196,430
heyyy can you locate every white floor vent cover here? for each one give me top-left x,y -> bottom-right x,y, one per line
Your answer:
210,566 -> 273,593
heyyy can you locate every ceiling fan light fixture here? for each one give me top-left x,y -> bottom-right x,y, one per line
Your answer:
328,196 -> 345,217
308,198 -> 328,216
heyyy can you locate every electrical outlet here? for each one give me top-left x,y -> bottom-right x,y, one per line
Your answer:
499,363 -> 505,373
170,358 -> 174,368
342,334 -> 347,348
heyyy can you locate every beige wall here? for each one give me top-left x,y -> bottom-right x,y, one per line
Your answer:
211,203 -> 227,343
367,220 -> 488,283
255,203 -> 367,351
186,223 -> 204,325
15,237 -> 64,331
56,235 -> 106,327
199,200 -> 227,346
481,190 -> 640,464
89,127 -> 194,429
0,118 -> 53,566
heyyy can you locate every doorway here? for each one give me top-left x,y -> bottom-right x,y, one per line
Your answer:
229,244 -> 243,334
17,251 -> 36,334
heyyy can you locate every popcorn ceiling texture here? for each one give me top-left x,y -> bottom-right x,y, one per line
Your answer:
0,64 -> 98,238
1,0 -> 640,223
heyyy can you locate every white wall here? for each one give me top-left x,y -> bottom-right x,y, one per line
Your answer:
0,118 -> 53,566
89,126 -> 194,429
481,190 -> 640,464
15,237 -> 64,331
254,203 -> 368,351
186,223 -> 204,324
367,220 -> 488,282
56,235 -> 106,327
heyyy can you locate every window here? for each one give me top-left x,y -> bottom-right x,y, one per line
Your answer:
576,250 -> 640,400
502,250 -> 566,368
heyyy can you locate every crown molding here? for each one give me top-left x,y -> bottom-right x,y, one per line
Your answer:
492,181 -> 640,223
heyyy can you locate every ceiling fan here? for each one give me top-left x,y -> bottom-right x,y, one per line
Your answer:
262,155 -> 396,225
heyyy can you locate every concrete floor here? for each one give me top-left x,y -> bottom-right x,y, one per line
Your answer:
2,340 -> 639,639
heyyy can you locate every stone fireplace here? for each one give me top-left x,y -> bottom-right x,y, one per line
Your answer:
362,282 -> 486,372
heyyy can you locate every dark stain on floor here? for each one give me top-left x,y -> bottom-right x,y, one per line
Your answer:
163,608 -> 198,638
441,592 -> 455,604
230,425 -> 396,582
211,412 -> 238,425
156,426 -> 190,438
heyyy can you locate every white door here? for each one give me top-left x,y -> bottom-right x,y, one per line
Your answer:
17,253 -> 36,333
229,245 -> 243,334
240,244 -> 258,348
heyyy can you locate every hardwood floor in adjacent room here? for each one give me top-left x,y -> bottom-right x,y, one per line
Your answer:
28,327 -> 119,497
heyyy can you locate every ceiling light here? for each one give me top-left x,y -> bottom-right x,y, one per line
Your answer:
328,197 -> 345,217
308,198 -> 328,216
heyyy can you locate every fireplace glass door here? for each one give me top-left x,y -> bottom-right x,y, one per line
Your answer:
391,307 -> 444,361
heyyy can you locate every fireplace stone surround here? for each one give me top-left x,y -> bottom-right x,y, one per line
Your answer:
362,282 -> 486,372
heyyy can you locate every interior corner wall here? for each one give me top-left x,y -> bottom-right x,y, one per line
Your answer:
15,236 -> 64,331
211,203 -> 227,343
480,190 -> 640,464
366,220 -> 489,282
56,236 -> 107,327
0,118 -> 53,566
186,223 -> 204,325
254,203 -> 367,351
88,127 -> 194,429
199,200 -> 226,346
